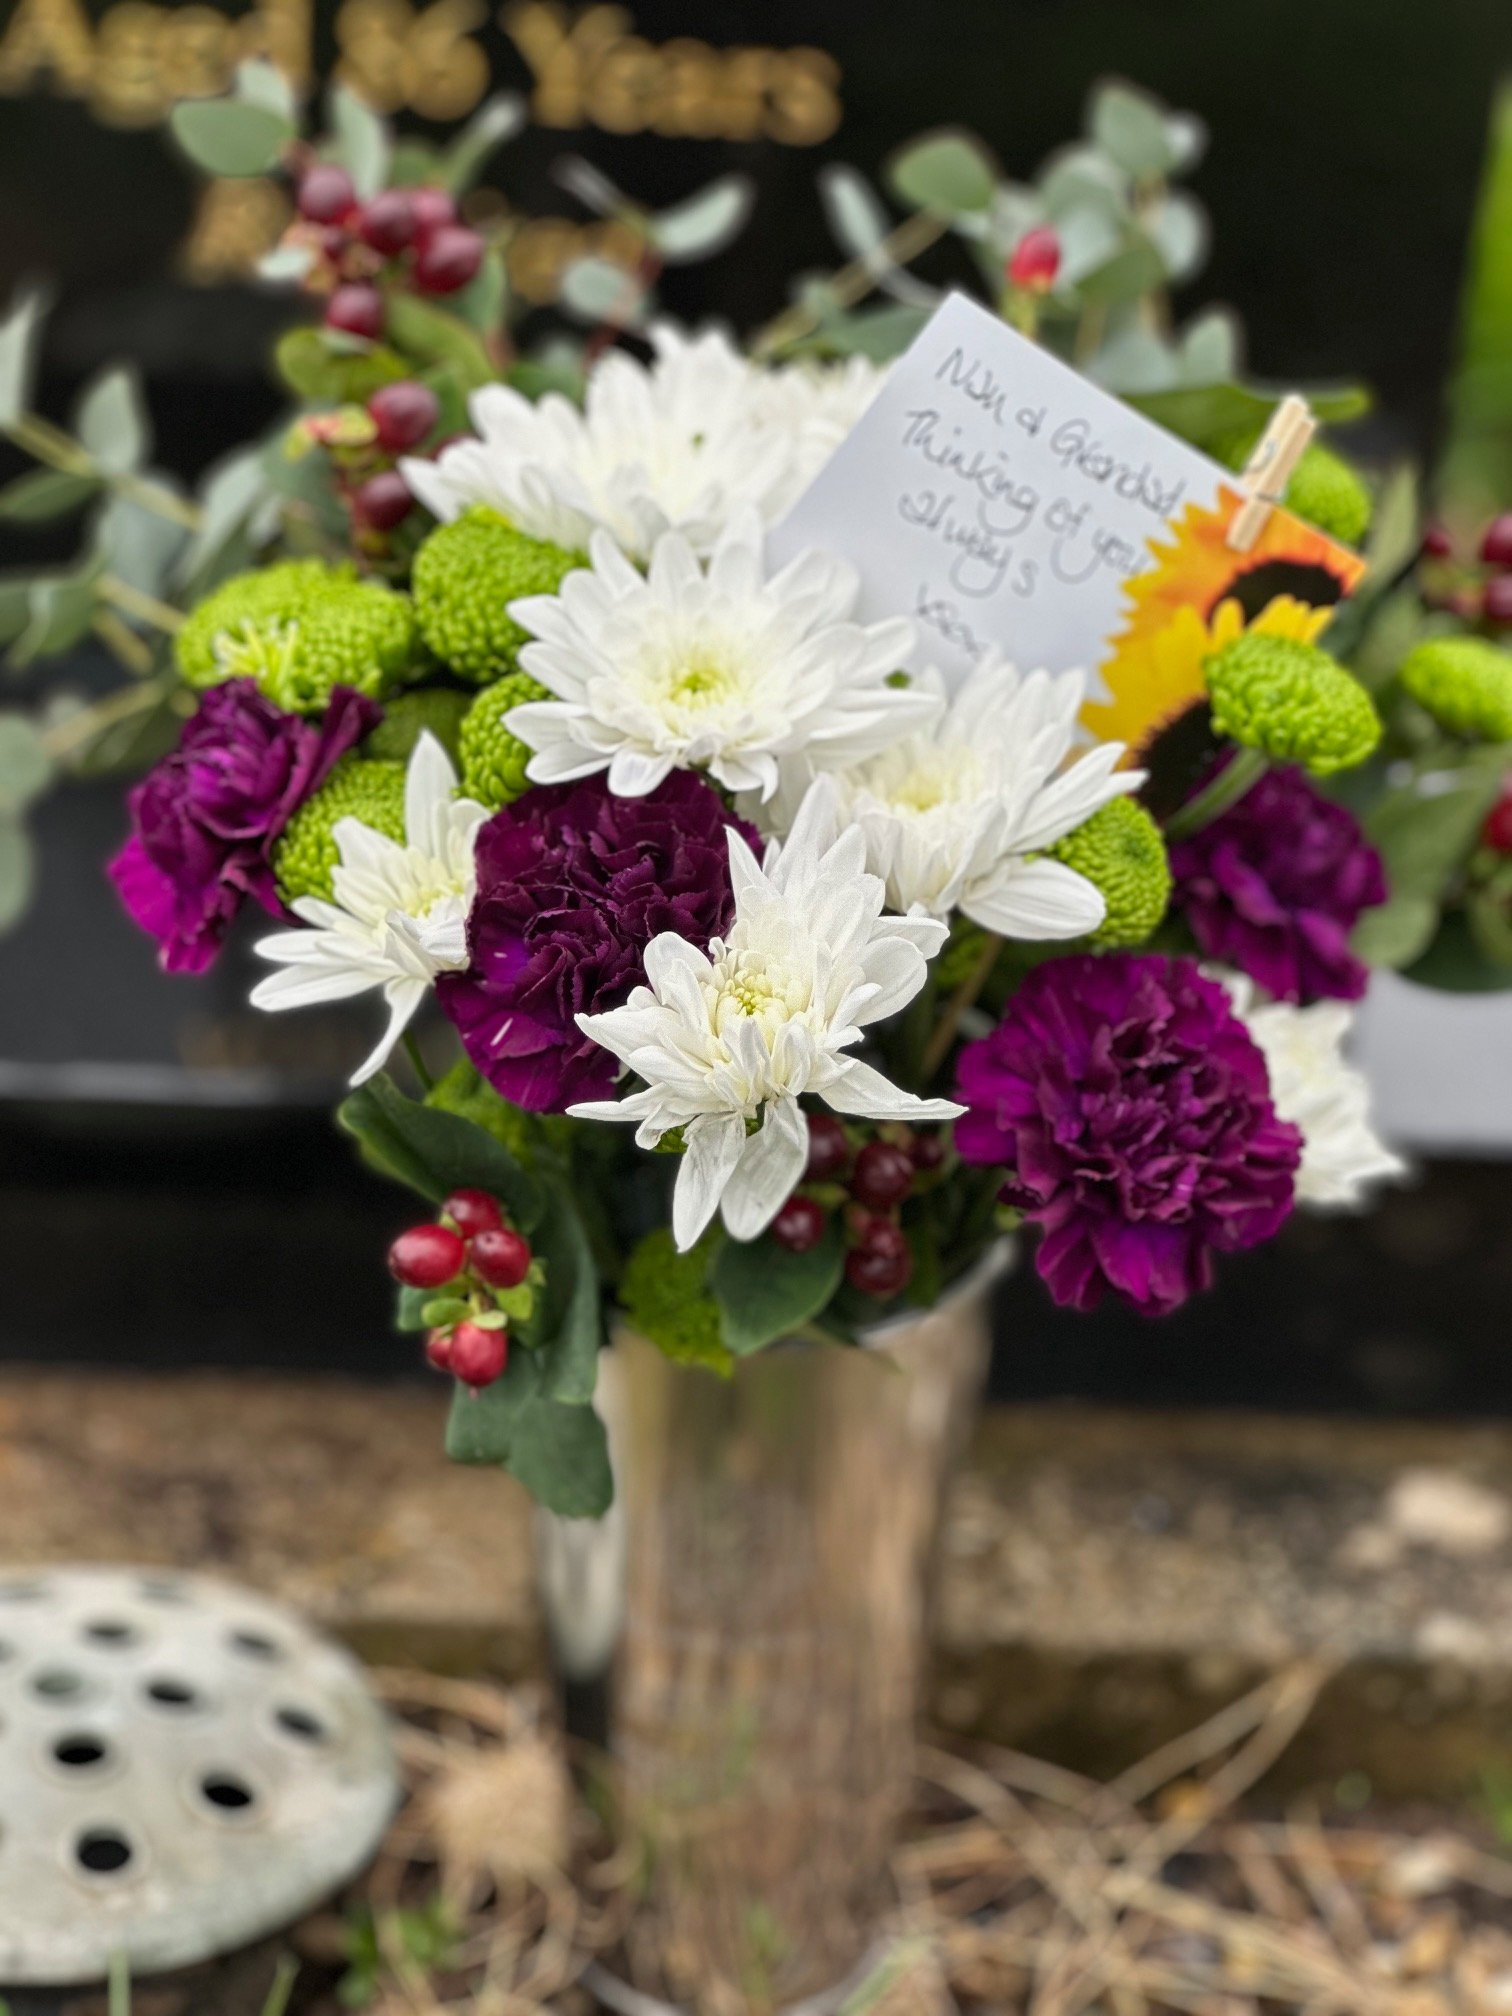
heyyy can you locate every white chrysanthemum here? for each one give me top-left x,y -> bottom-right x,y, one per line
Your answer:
752,355 -> 889,508
763,656 -> 1141,940
1239,992 -> 1405,1207
250,734 -> 488,1086
570,780 -> 962,1250
507,512 -> 930,802
1215,973 -> 1403,1206
400,326 -> 794,561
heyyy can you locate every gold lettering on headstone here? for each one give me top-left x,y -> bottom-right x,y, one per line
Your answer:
334,0 -> 489,120
0,0 -> 96,95
179,174 -> 291,280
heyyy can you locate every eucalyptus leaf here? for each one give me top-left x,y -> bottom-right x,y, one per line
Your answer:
178,446 -> 269,591
0,714 -> 53,811
257,241 -> 316,284
712,1225 -> 845,1356
327,83 -> 391,199
820,164 -> 890,259
653,175 -> 754,263
886,128 -> 998,216
1177,310 -> 1240,386
441,93 -> 524,193
1090,326 -> 1179,396
1038,146 -> 1128,223
552,154 -> 632,219
0,285 -> 50,427
75,367 -> 149,476
338,1073 -> 544,1231
235,57 -> 296,120
558,256 -> 642,326
9,569 -> 100,668
1073,237 -> 1167,309
170,98 -> 293,177
1146,191 -> 1208,282
1090,80 -> 1178,180
0,818 -> 32,934
0,468 -> 99,522
1051,206 -> 1123,286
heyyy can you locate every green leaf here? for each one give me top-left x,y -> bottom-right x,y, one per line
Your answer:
235,56 -> 296,121
273,327 -> 408,404
420,1295 -> 468,1327
75,366 -> 149,475
652,175 -> 754,263
446,1351 -> 611,1517
440,93 -> 524,193
338,1074 -> 543,1230
178,446 -> 269,592
886,128 -> 998,216
558,256 -> 641,326
0,578 -> 31,647
819,164 -> 891,260
0,468 -> 99,522
1365,764 -> 1505,903
0,714 -> 54,811
0,817 -> 33,933
1089,80 -> 1181,181
450,249 -> 508,341
8,568 -> 100,667
1405,908 -> 1512,992
1439,82 -> 1512,519
0,285 -> 50,427
1128,380 -> 1371,456
170,98 -> 293,177
93,490 -> 188,596
712,1224 -> 845,1357
381,296 -> 494,391
530,1182 -> 601,1403
396,1285 -> 430,1332
328,83 -> 391,199
1351,892 -> 1439,968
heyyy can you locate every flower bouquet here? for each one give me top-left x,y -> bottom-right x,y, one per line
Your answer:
37,68 -> 1511,2013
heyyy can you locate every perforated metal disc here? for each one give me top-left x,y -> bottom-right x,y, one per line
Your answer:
0,1565 -> 399,1986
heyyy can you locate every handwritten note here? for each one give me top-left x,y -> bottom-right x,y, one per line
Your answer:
770,292 -> 1240,686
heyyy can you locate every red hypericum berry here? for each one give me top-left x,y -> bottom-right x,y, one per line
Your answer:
1480,514 -> 1512,569
851,1140 -> 915,1210
1483,796 -> 1512,854
771,1195 -> 827,1254
409,186 -> 457,238
804,1112 -> 851,1183
1421,522 -> 1455,561
367,379 -> 440,452
1485,575 -> 1512,626
353,470 -> 414,532
325,283 -> 385,340
388,1222 -> 466,1288
1008,225 -> 1061,293
358,189 -> 418,257
471,1226 -> 532,1289
298,163 -> 357,225
910,1131 -> 945,1173
845,1218 -> 912,1298
450,1320 -> 508,1390
424,1328 -> 454,1374
413,225 -> 484,295
444,1188 -> 503,1237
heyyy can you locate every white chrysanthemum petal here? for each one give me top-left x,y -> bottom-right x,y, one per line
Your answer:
722,1098 -> 809,1242
249,739 -> 485,1086
1234,989 -> 1405,1208
964,857 -> 1108,941
675,1112 -> 749,1248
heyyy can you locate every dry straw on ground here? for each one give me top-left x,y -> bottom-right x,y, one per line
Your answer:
285,1664 -> 1512,2015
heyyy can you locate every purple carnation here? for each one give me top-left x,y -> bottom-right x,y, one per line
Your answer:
1170,765 -> 1386,1003
955,954 -> 1301,1317
437,774 -> 757,1113
108,679 -> 378,975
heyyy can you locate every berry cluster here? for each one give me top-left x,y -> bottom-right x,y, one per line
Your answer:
387,1187 -> 534,1392
292,163 -> 486,341
297,378 -> 447,550
770,1113 -> 947,1300
1421,512 -> 1512,629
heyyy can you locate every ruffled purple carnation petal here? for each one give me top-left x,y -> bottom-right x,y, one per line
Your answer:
1169,764 -> 1386,1003
108,679 -> 379,975
955,953 -> 1301,1317
437,773 -> 756,1114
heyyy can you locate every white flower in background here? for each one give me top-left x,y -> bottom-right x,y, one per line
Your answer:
400,326 -> 794,561
1237,990 -> 1405,1207
250,735 -> 488,1086
570,781 -> 963,1249
752,355 -> 889,507
507,512 -> 929,801
764,656 -> 1140,940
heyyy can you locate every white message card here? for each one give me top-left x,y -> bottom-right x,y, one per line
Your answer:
771,292 -> 1265,688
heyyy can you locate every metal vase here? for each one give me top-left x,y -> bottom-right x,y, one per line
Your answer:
541,1250 -> 1004,2016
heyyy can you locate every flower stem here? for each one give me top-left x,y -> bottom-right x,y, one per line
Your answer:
1164,747 -> 1268,842
97,574 -> 184,634
5,415 -> 202,531
750,209 -> 950,361
922,931 -> 1004,1081
402,1029 -> 435,1095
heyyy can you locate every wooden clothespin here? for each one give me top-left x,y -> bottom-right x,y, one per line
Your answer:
1226,394 -> 1316,552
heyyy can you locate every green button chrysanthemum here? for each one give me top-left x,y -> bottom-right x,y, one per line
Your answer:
1204,632 -> 1381,776
458,671 -> 551,808
176,560 -> 422,714
411,507 -> 582,685
361,686 -> 473,764
620,1228 -> 732,1376
272,757 -> 406,905
1400,636 -> 1512,743
1046,796 -> 1172,947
